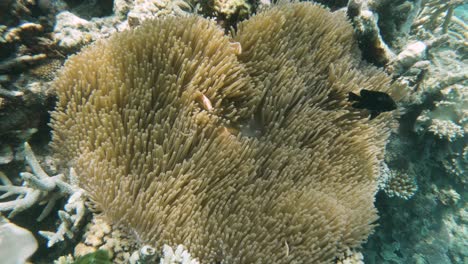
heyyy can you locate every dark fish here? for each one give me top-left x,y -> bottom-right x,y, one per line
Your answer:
348,89 -> 397,120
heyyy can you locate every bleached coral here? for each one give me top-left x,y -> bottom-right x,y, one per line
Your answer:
127,0 -> 192,27
159,245 -> 200,264
78,217 -> 198,264
39,190 -> 87,247
0,142 -> 86,247
75,216 -> 136,263
53,11 -> 95,50
347,0 -> 396,65
415,85 -> 467,142
427,119 -> 464,141
0,142 -> 78,219
53,254 -> 74,264
389,41 -> 427,74
412,0 -> 465,34
336,248 -> 364,264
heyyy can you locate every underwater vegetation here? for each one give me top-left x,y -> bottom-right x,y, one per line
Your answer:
49,2 -> 401,263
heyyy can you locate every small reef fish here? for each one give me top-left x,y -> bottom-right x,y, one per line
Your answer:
348,89 -> 397,120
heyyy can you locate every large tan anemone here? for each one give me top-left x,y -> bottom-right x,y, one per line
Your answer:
51,2 -> 401,263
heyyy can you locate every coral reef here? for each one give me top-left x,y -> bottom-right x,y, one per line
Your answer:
347,0 -> 397,65
414,84 -> 467,186
362,1 -> 467,260
336,248 -> 365,264
0,0 -> 62,169
378,162 -> 418,200
74,216 -> 198,264
195,0 -> 259,28
50,2 -> 401,263
344,0 -> 466,70
0,1 -> 198,263
339,1 -> 468,263
74,216 -> 137,263
52,0 -> 193,53
0,0 -> 196,157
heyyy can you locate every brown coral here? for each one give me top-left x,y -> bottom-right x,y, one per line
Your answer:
51,2 -> 401,263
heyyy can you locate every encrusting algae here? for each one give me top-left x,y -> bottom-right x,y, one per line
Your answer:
50,2 -> 404,263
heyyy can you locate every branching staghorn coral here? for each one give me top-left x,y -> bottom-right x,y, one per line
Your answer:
0,142 -> 77,219
39,190 -> 87,247
0,142 -> 86,247
50,2 -> 402,263
412,0 -> 465,34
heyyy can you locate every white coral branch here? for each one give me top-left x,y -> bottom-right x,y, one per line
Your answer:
0,142 -> 79,219
39,190 -> 87,247
0,143 -> 89,248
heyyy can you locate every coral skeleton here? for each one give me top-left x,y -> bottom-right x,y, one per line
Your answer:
158,245 -> 200,264
0,142 -> 77,219
39,190 -> 87,247
412,0 -> 465,33
75,215 -> 138,263
0,142 -> 86,247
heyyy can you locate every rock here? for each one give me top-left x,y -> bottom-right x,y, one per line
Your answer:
53,11 -> 94,50
394,41 -> 427,70
0,216 -> 38,264
0,145 -> 13,164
